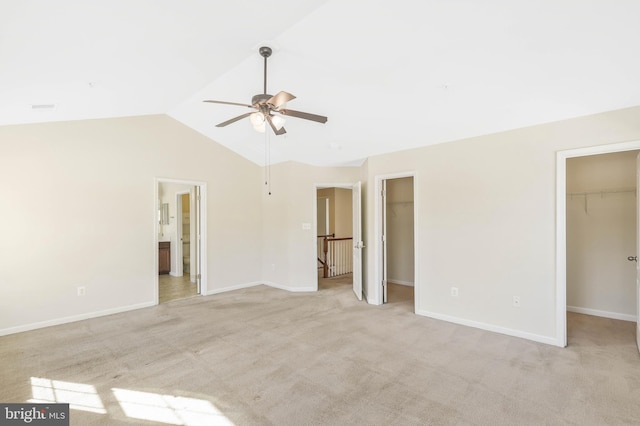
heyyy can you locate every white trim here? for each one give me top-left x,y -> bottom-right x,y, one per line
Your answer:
0,302 -> 156,337
567,306 -> 636,322
388,279 -> 414,287
556,140 -> 640,348
205,282 -> 263,295
416,309 -> 560,347
367,296 -> 380,305
374,172 -> 418,311
206,281 -> 317,296
264,281 -> 316,293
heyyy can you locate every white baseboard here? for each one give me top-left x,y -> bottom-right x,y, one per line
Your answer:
567,306 -> 636,322
388,279 -> 414,287
205,281 -> 263,295
263,281 -> 316,292
416,309 -> 562,347
206,281 -> 317,295
0,301 -> 156,337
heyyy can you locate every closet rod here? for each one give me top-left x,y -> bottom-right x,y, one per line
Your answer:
566,188 -> 635,197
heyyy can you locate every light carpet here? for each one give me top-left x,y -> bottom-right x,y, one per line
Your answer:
1,277 -> 639,425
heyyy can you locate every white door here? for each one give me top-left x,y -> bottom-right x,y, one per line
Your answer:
636,154 -> 640,352
195,185 -> 202,295
381,179 -> 388,303
352,181 -> 363,301
176,194 -> 185,277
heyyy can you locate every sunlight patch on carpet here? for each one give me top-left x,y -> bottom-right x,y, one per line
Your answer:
28,377 -> 106,414
112,388 -> 234,426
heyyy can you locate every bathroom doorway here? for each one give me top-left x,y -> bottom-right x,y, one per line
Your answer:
156,179 -> 206,304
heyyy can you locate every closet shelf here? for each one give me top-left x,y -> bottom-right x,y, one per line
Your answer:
566,187 -> 635,197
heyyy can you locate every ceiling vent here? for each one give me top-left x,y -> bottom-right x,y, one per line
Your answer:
31,104 -> 56,110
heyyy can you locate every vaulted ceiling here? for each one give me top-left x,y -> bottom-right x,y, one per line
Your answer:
3,1 -> 640,166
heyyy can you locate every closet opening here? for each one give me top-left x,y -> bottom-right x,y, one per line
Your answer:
566,151 -> 638,346
557,140 -> 640,351
377,173 -> 417,311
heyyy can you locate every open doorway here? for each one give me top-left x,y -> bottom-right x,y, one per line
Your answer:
156,179 -> 206,304
557,140 -> 640,349
565,151 -> 638,345
379,176 -> 415,310
316,186 -> 354,292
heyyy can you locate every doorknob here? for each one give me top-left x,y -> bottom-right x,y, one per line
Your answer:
627,256 -> 637,262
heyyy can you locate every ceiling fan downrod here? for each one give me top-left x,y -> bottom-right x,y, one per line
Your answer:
259,46 -> 272,95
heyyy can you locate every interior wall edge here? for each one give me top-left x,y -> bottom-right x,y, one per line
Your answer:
416,309 -> 562,347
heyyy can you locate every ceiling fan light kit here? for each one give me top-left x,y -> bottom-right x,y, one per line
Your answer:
203,46 -> 327,136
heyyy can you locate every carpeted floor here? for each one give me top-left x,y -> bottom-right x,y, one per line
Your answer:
1,276 -> 639,425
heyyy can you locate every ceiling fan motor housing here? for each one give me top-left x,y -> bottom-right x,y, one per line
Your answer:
259,46 -> 272,58
252,93 -> 272,105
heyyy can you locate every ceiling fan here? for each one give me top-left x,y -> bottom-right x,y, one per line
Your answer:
203,46 -> 327,136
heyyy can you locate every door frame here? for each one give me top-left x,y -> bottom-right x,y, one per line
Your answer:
313,183 -> 359,292
556,140 -> 640,347
375,172 -> 418,311
155,178 -> 208,305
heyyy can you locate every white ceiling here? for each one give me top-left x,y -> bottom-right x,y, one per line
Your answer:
3,1 -> 640,166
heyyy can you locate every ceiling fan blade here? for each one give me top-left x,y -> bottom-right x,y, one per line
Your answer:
204,100 -> 254,108
216,112 -> 254,127
265,114 -> 286,135
279,108 -> 328,124
267,91 -> 296,108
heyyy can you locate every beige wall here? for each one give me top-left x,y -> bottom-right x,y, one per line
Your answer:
316,188 -> 335,235
364,106 -> 640,344
315,187 -> 352,238
566,151 -> 637,320
4,106 -> 640,345
0,115 -> 263,334
334,188 -> 353,238
261,162 -> 360,291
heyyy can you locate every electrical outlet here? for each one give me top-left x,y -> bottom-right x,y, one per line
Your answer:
513,296 -> 520,307
77,286 -> 86,296
271,264 -> 276,271
450,287 -> 459,297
